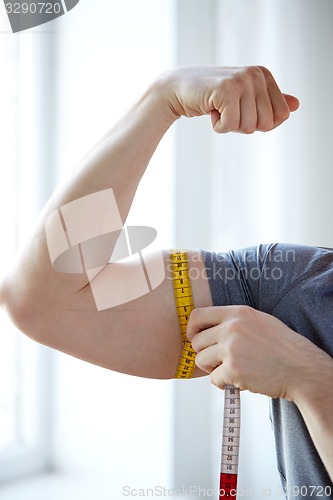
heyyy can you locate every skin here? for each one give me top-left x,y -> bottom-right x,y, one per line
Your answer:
0,65 -> 332,480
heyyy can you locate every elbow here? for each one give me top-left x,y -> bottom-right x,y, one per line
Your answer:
0,273 -> 65,350
0,276 -> 42,342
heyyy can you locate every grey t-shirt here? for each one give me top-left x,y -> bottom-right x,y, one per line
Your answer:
202,243 -> 333,499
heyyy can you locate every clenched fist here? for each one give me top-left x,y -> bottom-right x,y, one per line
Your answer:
156,65 -> 299,134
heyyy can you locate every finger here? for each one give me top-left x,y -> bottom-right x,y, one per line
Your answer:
190,324 -> 220,353
213,99 -> 241,134
210,109 -> 221,129
195,344 -> 223,374
210,363 -> 228,390
255,91 -> 274,132
258,66 -> 291,128
187,306 -> 234,341
210,365 -> 246,392
283,93 -> 300,112
239,93 -> 257,134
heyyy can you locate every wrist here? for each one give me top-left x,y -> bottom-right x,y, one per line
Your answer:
289,347 -> 333,409
150,70 -> 183,123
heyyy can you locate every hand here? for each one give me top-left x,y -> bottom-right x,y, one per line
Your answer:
158,65 -> 299,134
186,305 -> 324,400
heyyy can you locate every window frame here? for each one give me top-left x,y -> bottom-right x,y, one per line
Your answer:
0,30 -> 56,483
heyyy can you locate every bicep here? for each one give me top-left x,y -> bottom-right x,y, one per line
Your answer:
36,249 -> 213,379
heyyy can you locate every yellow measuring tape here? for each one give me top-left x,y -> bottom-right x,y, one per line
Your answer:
170,251 -> 241,500
169,250 -> 196,379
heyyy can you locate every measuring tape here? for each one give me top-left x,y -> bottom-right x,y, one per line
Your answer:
170,250 -> 196,378
170,250 -> 241,499
220,385 -> 241,498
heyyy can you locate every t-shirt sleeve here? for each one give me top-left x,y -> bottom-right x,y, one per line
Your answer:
202,243 -> 288,309
202,243 -> 333,356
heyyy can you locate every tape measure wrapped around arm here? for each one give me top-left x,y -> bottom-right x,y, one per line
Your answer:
170,249 -> 241,500
169,250 -> 196,379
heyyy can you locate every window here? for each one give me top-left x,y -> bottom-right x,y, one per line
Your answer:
0,11 -> 53,481
0,13 -> 20,456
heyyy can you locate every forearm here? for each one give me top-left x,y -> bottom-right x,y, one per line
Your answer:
293,353 -> 333,482
47,80 -> 178,219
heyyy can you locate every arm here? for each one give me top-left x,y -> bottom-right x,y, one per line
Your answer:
292,351 -> 333,483
187,305 -> 333,481
0,66 -> 297,378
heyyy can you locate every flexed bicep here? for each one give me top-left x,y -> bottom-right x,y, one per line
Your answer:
43,249 -> 212,379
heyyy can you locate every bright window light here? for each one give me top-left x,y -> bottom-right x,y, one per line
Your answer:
0,20 -> 20,454
0,11 -> 52,482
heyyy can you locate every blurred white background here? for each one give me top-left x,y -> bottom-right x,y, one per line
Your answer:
0,1 -> 332,499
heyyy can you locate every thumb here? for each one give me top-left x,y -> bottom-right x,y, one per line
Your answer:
283,94 -> 300,112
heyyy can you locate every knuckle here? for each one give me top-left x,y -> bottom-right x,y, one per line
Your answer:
241,124 -> 256,135
226,306 -> 254,333
219,116 -> 240,133
257,65 -> 273,82
227,318 -> 244,335
245,65 -> 265,82
238,66 -> 266,92
230,303 -> 247,316
257,119 -> 274,132
220,76 -> 241,94
235,304 -> 254,317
